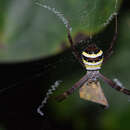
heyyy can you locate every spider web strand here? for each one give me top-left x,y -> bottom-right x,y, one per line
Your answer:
104,0 -> 118,27
36,2 -> 72,32
37,80 -> 62,116
103,12 -> 117,27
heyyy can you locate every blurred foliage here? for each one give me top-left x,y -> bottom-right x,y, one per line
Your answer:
1,0 -> 130,130
0,0 -> 121,62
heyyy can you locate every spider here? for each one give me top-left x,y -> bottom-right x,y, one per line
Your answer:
56,15 -> 130,107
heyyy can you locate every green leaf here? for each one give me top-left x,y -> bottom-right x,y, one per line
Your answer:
0,0 -> 122,62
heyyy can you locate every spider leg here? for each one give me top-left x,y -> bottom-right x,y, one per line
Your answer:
104,15 -> 118,63
99,73 -> 130,95
56,73 -> 88,101
67,29 -> 85,68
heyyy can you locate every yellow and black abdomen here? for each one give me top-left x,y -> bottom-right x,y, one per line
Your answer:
82,44 -> 104,71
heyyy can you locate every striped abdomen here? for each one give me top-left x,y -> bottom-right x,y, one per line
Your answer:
82,44 -> 103,70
